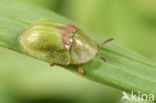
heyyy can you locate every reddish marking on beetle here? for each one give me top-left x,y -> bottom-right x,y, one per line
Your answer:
62,32 -> 73,50
64,25 -> 76,33
76,65 -> 84,75
50,63 -> 56,66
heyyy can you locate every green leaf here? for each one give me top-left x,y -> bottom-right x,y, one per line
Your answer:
0,0 -> 156,100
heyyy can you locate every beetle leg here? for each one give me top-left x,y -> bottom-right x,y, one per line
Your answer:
76,65 -> 84,74
50,63 -> 56,67
98,38 -> 114,51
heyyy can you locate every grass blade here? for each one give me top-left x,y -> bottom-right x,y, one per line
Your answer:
0,0 -> 156,100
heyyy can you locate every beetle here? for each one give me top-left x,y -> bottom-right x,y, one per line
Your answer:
18,20 -> 113,74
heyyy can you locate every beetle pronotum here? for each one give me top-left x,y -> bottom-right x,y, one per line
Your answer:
18,20 -> 113,74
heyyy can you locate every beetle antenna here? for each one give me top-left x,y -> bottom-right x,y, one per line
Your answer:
97,55 -> 106,62
98,38 -> 114,51
97,38 -> 114,62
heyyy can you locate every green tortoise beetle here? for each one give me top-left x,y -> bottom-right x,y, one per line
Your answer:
18,20 -> 113,74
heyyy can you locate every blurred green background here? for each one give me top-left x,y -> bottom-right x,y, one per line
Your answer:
0,0 -> 156,103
